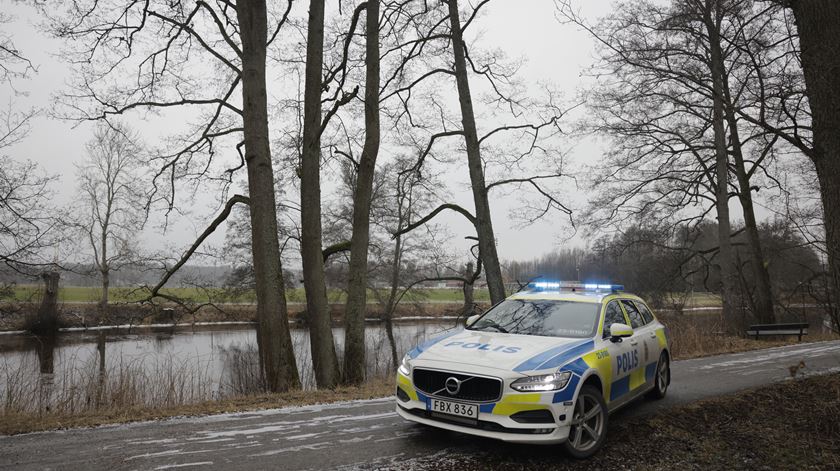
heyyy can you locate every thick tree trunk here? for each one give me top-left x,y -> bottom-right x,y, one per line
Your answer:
704,5 -> 740,333
301,0 -> 340,388
101,270 -> 109,307
790,0 -> 840,316
237,0 -> 300,392
100,225 -> 109,312
446,0 -> 506,304
343,0 -> 381,385
33,271 -> 60,336
721,82 -> 776,324
462,262 -> 475,317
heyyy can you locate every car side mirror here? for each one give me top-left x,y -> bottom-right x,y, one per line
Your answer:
609,323 -> 633,342
466,314 -> 480,327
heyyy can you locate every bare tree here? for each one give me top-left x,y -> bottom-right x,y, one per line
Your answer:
343,0 -> 381,385
558,0 -> 790,329
301,0 -> 342,389
445,0 -> 505,304
49,0 -> 301,391
700,0 -> 741,330
0,10 -> 56,278
0,157 -> 56,275
75,123 -> 146,313
780,0 -> 840,319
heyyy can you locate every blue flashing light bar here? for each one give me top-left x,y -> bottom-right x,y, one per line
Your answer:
528,281 -> 624,293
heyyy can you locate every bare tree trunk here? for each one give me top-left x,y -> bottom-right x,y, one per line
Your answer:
33,272 -> 60,336
446,0 -> 506,304
462,262 -> 475,318
704,3 -> 739,334
100,221 -> 109,311
301,0 -> 340,389
790,0 -> 840,317
343,0 -> 381,386
382,224 -> 406,370
100,269 -> 109,309
720,78 -> 776,324
237,0 -> 300,392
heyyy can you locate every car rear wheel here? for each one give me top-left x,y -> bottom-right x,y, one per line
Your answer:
647,352 -> 670,400
562,384 -> 607,459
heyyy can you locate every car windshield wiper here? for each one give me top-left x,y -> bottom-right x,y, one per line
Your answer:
477,320 -> 508,333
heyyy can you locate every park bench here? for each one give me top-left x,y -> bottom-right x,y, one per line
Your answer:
746,322 -> 809,341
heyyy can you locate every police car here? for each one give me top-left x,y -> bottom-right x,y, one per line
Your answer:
395,282 -> 670,458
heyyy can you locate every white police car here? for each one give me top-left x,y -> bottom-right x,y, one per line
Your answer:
395,282 -> 670,458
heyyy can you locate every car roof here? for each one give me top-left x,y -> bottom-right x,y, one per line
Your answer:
507,290 -> 645,305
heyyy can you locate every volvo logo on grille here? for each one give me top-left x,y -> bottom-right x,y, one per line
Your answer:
444,376 -> 461,395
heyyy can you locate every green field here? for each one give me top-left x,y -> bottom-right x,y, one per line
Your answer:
4,284 -> 726,307
6,285 -> 493,304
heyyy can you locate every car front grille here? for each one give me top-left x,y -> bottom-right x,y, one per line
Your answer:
412,368 -> 502,402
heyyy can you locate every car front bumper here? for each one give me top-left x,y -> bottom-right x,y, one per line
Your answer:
396,370 -> 575,445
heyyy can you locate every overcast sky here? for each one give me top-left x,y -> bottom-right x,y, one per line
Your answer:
3,0 -> 749,267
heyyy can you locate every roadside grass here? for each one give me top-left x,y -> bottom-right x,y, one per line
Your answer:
0,376 -> 395,435
383,373 -> 840,471
661,312 -> 839,360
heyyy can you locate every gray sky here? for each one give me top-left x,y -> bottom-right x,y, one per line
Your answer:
4,0 -> 777,267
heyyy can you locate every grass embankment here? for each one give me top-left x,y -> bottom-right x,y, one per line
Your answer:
0,377 -> 395,435
384,373 -> 840,471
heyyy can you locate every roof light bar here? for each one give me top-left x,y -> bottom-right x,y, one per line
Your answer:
527,281 -> 624,293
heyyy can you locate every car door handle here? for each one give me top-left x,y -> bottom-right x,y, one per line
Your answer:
629,340 -> 638,346
649,332 -> 657,338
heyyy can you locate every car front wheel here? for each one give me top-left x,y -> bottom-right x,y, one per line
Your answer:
562,384 -> 608,459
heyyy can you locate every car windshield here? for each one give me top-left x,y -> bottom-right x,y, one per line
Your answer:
468,299 -> 600,338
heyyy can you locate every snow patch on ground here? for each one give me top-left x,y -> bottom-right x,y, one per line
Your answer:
154,462 -> 214,469
697,342 -> 840,370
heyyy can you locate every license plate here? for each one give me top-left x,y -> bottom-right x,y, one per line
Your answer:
428,398 -> 478,420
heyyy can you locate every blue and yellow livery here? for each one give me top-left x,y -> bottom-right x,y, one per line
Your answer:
395,282 -> 671,458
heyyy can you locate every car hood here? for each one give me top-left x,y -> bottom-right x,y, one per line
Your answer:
411,328 -> 594,374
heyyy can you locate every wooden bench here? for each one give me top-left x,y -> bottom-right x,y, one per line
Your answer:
746,322 -> 809,341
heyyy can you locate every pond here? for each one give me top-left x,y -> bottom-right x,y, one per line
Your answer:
0,321 -> 459,413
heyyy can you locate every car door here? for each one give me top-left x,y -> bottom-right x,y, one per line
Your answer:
633,301 -> 663,384
601,300 -> 638,410
620,299 -> 657,393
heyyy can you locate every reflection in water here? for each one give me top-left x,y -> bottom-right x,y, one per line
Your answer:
33,333 -> 57,412
0,322 -> 449,413
34,334 -> 56,375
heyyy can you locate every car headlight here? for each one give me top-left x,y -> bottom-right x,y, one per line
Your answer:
510,371 -> 572,392
398,354 -> 411,376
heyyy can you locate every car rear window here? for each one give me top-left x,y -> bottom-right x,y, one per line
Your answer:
621,300 -> 646,328
636,302 -> 655,324
468,299 -> 600,338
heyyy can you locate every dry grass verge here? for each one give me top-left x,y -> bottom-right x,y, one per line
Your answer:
0,376 -> 394,435
661,311 -> 838,359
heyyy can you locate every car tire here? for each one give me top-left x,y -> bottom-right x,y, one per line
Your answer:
646,352 -> 670,400
562,384 -> 608,459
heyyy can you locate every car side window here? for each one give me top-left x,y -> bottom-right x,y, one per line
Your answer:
621,300 -> 646,329
636,302 -> 655,324
602,301 -> 626,337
